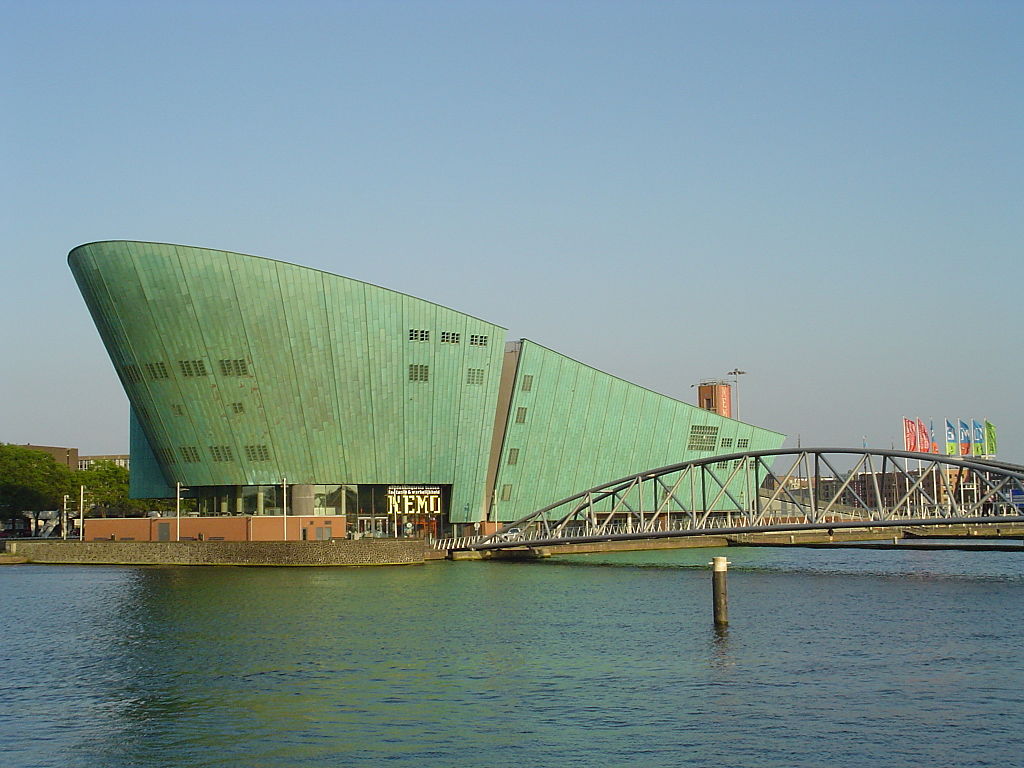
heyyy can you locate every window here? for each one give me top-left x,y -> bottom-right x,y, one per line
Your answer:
507,448 -> 519,465
230,402 -> 245,414
466,368 -> 484,385
521,375 -> 533,392
179,360 -> 208,377
144,361 -> 169,379
500,484 -> 512,501
716,461 -> 729,469
469,334 -> 488,346
171,404 -> 185,416
720,437 -> 734,448
441,331 -> 460,344
408,329 -> 429,342
122,364 -> 143,384
179,446 -> 201,463
409,364 -> 429,382
244,445 -> 270,461
736,438 -> 750,448
209,445 -> 234,462
219,358 -> 249,376
687,424 -> 719,451
515,407 -> 527,424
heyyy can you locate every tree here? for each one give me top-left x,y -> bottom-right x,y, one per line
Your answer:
75,460 -> 131,517
74,461 -> 176,517
0,444 -> 76,525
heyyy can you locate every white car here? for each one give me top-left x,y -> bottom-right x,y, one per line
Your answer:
496,527 -> 523,542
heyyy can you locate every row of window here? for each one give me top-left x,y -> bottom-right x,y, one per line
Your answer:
408,329 -> 490,346
155,444 -> 273,465
123,358 -> 251,383
171,402 -> 244,417
501,437 -> 751,466
407,365 -> 488,385
719,437 -> 751,449
689,427 -> 750,452
715,458 -> 759,469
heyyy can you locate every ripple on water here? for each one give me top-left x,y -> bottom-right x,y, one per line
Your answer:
0,553 -> 1022,767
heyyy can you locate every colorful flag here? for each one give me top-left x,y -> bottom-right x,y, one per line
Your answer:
985,420 -> 998,455
903,418 -> 917,451
972,420 -> 984,455
917,419 -> 929,454
930,419 -> 939,453
959,419 -> 971,455
945,419 -> 958,455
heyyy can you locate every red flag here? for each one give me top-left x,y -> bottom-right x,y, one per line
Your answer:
903,418 -> 917,451
916,419 -> 928,454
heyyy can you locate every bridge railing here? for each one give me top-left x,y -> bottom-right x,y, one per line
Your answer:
470,448 -> 1024,549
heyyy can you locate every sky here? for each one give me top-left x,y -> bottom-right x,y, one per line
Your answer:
3,0 -> 1022,460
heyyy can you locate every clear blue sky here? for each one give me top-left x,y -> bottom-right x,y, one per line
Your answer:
3,1 -> 1022,459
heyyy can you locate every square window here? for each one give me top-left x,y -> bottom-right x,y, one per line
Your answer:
409,364 -> 429,382
219,359 -> 249,376
178,359 -> 208,377
686,424 -> 719,451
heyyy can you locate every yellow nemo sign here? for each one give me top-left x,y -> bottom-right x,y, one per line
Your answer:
386,486 -> 442,515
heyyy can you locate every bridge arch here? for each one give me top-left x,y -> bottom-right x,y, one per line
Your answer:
467,448 -> 1024,550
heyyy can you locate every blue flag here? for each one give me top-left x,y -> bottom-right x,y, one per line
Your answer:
958,419 -> 971,455
972,420 -> 985,455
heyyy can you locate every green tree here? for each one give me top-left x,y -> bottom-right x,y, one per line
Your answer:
74,461 -> 176,517
75,460 -> 131,517
0,444 -> 76,525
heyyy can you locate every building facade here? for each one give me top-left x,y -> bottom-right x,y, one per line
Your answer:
70,241 -> 785,539
79,454 -> 130,471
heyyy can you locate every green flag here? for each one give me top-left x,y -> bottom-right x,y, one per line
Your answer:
984,420 -> 997,455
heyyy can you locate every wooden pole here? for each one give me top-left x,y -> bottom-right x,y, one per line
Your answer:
710,556 -> 729,626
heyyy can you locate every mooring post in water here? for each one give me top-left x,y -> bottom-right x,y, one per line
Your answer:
710,556 -> 730,626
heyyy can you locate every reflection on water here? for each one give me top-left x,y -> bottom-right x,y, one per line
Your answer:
1,547 -> 1022,768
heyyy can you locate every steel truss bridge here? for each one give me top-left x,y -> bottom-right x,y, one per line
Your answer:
436,448 -> 1024,552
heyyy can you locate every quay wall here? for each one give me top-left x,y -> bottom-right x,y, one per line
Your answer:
3,539 -> 425,567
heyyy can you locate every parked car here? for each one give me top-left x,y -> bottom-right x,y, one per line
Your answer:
496,527 -> 523,542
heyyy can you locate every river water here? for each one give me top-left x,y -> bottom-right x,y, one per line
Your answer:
2,546 -> 1022,767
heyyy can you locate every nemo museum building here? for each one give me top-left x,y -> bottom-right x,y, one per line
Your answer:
70,241 -> 785,542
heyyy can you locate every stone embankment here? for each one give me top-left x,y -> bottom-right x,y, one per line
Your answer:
1,538 -> 425,567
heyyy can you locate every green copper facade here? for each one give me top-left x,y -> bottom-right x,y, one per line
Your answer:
70,241 -> 785,528
69,241 -> 505,521
488,341 -> 785,519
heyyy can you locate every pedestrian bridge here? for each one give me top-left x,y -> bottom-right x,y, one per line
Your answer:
433,448 -> 1024,552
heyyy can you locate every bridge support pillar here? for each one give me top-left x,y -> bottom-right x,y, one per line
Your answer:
710,556 -> 729,626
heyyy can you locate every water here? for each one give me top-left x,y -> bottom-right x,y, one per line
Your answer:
2,547 -> 1022,767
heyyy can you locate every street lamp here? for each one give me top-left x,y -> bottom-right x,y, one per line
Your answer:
726,369 -> 747,419
79,485 -> 86,541
282,476 -> 288,540
176,481 -> 189,541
